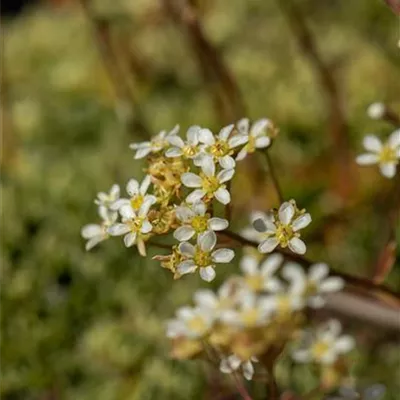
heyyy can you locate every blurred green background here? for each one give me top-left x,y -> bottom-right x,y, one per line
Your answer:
1,0 -> 400,399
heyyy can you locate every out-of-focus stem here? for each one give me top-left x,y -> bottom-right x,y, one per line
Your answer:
264,151 -> 284,204
232,373 -> 253,400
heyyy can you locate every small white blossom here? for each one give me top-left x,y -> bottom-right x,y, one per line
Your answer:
219,354 -> 258,381
240,253 -> 283,293
328,384 -> 386,400
81,206 -> 118,251
177,231 -> 235,282
282,262 -> 344,308
292,319 -> 355,365
110,175 -> 155,211
367,102 -> 385,120
165,125 -> 203,159
196,124 -> 248,168
220,291 -> 274,328
94,184 -> 120,208
240,211 -> 270,243
166,306 -> 214,339
356,131 -> 400,178
236,118 -> 272,161
129,125 -> 179,159
174,201 -> 229,242
181,158 -> 234,205
253,201 -> 311,255
107,198 -> 154,255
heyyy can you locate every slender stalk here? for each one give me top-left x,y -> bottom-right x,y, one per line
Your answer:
266,365 -> 278,400
264,151 -> 284,203
232,373 -> 253,400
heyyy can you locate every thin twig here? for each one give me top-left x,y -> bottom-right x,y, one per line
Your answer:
232,373 -> 253,400
264,151 -> 284,203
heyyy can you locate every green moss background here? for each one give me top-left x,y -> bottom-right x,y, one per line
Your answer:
1,0 -> 400,399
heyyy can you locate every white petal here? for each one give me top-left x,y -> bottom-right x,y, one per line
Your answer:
181,173 -> 202,188
251,118 -> 270,136
258,238 -> 279,253
134,147 -> 151,159
167,124 -> 180,137
309,263 -> 329,281
200,266 -> 216,282
81,224 -> 103,239
177,260 -> 197,275
194,290 -> 217,309
186,189 -> 206,203
201,156 -> 216,177
235,147 -> 247,161
356,153 -> 379,165
319,277 -> 345,292
126,179 -> 139,196
174,226 -> 195,241
265,278 -> 283,292
237,118 -> 249,135
167,135 -> 185,148
219,155 -> 235,169
108,223 -> 130,236
260,253 -> 283,276
214,188 -> 231,205
292,349 -> 311,363
308,296 -> 326,308
217,168 -> 235,183
288,237 -> 307,254
178,242 -> 196,257
85,235 -> 104,251
282,263 -> 305,289
120,204 -> 136,220
129,141 -> 148,150
388,129 -> 400,148
192,201 -> 207,216
218,124 -> 234,141
367,102 -> 385,119
335,336 -> 355,353
253,217 -> 275,233
110,184 -> 120,198
165,147 -> 183,158
175,205 -> 194,221
242,360 -> 254,380
363,135 -> 382,152
240,255 -> 259,275
141,219 -> 152,234
228,134 -> 248,148
380,162 -> 396,178
176,306 -> 195,320
187,125 -> 200,144
198,231 -> 217,252
124,232 -> 137,247
292,213 -> 312,231
278,202 -> 295,225
219,359 -> 233,374
255,136 -> 271,149
212,248 -> 235,263
198,128 -> 215,145
110,198 -> 129,211
208,217 -> 229,231
138,196 -> 156,217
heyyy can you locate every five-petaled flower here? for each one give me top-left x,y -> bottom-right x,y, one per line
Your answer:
107,198 -> 155,255
165,125 -> 203,160
111,175 -> 156,212
253,200 -> 311,255
177,231 -> 235,282
130,125 -> 179,159
174,201 -> 229,242
219,354 -> 258,381
94,184 -> 120,208
356,130 -> 400,178
181,158 -> 235,204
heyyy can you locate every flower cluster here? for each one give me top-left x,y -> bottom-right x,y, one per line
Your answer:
166,253 -> 348,382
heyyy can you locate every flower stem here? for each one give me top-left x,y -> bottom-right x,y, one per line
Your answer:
232,373 -> 253,400
264,151 -> 284,204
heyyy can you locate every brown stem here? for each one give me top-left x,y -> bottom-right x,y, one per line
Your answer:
264,151 -> 284,204
232,373 -> 253,400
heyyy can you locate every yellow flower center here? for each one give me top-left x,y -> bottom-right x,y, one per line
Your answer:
127,217 -> 144,233
277,295 -> 292,315
130,194 -> 144,210
194,248 -> 212,268
275,222 -> 295,247
210,140 -> 231,158
187,316 -> 208,335
152,138 -> 168,151
311,340 -> 330,359
182,145 -> 197,158
246,135 -> 256,153
240,308 -> 260,327
379,145 -> 397,163
245,274 -> 264,292
201,174 -> 220,194
304,281 -> 318,297
191,215 -> 209,233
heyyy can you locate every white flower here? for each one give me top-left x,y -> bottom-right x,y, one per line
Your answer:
253,200 -> 311,255
181,158 -> 234,205
177,231 -> 235,282
236,118 -> 272,161
110,175 -> 156,211
196,124 -> 248,168
166,306 -> 214,339
94,184 -> 120,208
220,291 -> 274,328
174,201 -> 229,241
240,210 -> 270,243
356,130 -> 400,178
292,319 -> 355,365
367,102 -> 385,120
240,253 -> 283,293
165,125 -> 203,159
220,354 -> 258,381
129,125 -> 179,159
81,206 -> 118,251
107,198 -> 154,255
282,262 -> 344,308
